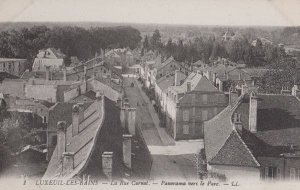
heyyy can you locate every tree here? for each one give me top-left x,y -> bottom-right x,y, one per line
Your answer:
143,35 -> 150,51
150,29 -> 162,50
257,57 -> 297,93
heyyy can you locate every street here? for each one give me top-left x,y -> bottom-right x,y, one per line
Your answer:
123,76 -> 203,180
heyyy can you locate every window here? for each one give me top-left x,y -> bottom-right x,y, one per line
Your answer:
277,168 -> 281,180
43,116 -> 47,123
290,168 -> 296,180
183,125 -> 189,135
202,94 -> 208,104
264,167 -> 277,180
183,110 -> 189,121
297,169 -> 300,180
202,110 -> 208,121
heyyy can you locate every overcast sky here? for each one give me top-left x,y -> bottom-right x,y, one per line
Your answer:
0,0 -> 299,26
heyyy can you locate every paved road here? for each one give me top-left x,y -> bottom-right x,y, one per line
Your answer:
123,77 -> 203,180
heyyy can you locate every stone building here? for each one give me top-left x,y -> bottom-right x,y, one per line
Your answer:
32,48 -> 65,71
204,89 -> 300,181
0,58 -> 28,77
165,72 -> 228,140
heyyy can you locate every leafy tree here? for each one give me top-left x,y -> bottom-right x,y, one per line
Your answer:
143,35 -> 150,51
150,29 -> 162,50
256,57 -> 297,93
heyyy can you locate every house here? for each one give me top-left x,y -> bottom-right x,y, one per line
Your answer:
46,101 -> 93,161
7,97 -> 55,126
0,58 -> 28,77
17,145 -> 47,163
165,72 -> 228,140
154,70 -> 186,112
203,87 -> 300,181
32,48 -> 65,71
43,95 -> 150,180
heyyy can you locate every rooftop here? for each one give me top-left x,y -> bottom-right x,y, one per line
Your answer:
44,98 -> 104,179
0,58 -> 26,62
204,93 -> 300,167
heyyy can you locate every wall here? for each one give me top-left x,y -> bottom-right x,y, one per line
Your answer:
64,87 -> 80,102
25,84 -> 57,102
87,79 -> 120,101
209,164 -> 260,182
0,79 -> 26,97
167,91 -> 228,140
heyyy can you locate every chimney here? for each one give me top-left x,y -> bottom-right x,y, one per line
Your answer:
212,72 -> 217,84
57,121 -> 67,158
175,70 -> 181,86
120,108 -> 127,129
45,66 -> 51,81
72,104 -> 80,136
63,68 -> 67,81
229,87 -> 239,106
292,85 -> 300,97
127,108 -> 136,135
96,91 -> 103,101
62,152 -> 75,175
123,134 -> 132,169
116,98 -> 122,108
83,65 -> 87,78
187,81 -> 191,92
102,152 -> 113,180
218,81 -> 223,91
249,92 -> 258,133
233,113 -> 243,135
77,102 -> 84,123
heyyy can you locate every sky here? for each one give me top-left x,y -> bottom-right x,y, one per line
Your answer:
0,0 -> 300,26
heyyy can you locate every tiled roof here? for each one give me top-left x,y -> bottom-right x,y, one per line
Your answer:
156,71 -> 186,91
204,105 -> 236,162
239,94 -> 300,149
48,102 -> 92,131
48,48 -> 65,59
39,100 -> 55,108
43,99 -> 104,179
72,90 -> 96,102
0,58 -> 26,62
209,130 -> 259,167
154,56 -> 176,71
0,72 -> 19,81
21,70 -> 64,80
204,93 -> 300,168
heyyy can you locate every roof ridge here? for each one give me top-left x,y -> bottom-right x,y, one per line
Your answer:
233,130 -> 260,167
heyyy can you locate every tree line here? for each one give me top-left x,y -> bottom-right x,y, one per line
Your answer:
0,25 -> 142,68
142,29 -> 286,67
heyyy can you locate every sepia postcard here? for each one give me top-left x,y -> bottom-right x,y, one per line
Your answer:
0,0 -> 299,189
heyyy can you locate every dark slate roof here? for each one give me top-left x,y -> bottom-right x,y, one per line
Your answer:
44,99 -> 104,179
0,72 -> 19,82
48,102 -> 92,131
39,100 -> 55,108
205,93 -> 300,168
72,90 -> 97,102
209,130 -> 259,167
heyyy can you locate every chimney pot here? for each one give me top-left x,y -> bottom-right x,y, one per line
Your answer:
72,103 -> 83,136
62,152 -> 75,175
57,121 -> 67,158
187,81 -> 191,92
249,92 -> 258,133
123,134 -> 132,169
102,152 -> 113,180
